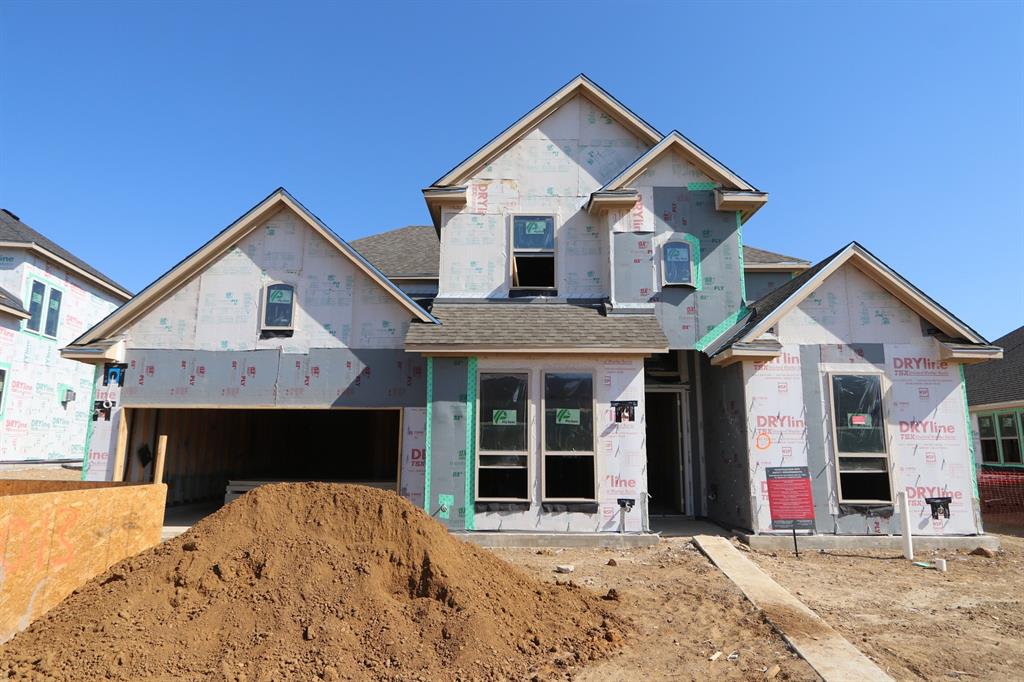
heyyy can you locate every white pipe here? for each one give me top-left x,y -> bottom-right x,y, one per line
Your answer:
898,491 -> 913,560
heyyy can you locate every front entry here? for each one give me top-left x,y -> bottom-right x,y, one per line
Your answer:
645,391 -> 686,514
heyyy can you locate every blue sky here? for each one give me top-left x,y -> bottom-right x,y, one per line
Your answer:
1,1 -> 1021,339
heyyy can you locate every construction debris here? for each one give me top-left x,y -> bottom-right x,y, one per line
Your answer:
0,484 -> 625,680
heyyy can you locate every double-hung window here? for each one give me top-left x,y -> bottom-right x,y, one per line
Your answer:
476,373 -> 529,501
262,283 -> 295,331
25,280 -> 63,338
978,411 -> 1023,465
511,215 -> 555,294
542,372 -> 596,500
829,374 -> 892,503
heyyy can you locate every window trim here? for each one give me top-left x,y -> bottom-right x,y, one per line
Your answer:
475,369 -> 532,503
540,370 -> 598,503
827,371 -> 895,504
509,213 -> 557,294
261,282 -> 296,331
661,234 -> 701,288
24,278 -> 64,340
978,409 -> 1024,467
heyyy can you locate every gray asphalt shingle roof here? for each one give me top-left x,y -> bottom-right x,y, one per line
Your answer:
965,325 -> 1024,407
351,225 -> 807,280
405,302 -> 668,351
350,225 -> 440,279
0,209 -> 130,296
743,245 -> 809,266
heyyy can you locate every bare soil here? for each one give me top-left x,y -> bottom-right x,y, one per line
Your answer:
746,534 -> 1024,681
492,541 -> 817,681
1,484 -> 625,681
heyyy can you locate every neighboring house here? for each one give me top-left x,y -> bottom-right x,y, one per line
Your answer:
0,209 -> 131,462
965,325 -> 1024,467
351,225 -> 808,303
65,75 -> 1001,540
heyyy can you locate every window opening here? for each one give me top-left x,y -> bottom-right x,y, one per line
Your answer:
830,374 -> 892,503
997,412 -> 1022,464
26,281 -> 45,332
543,372 -> 595,500
662,240 -> 694,286
511,215 -> 555,292
263,283 -> 295,330
978,414 -> 1000,463
476,373 -> 529,501
44,289 -> 62,337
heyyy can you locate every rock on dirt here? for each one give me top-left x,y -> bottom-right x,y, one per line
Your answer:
0,483 -> 625,681
970,546 -> 997,558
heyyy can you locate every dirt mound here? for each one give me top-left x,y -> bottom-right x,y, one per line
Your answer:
2,483 -> 625,681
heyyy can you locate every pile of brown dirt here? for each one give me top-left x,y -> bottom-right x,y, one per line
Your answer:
1,483 -> 625,681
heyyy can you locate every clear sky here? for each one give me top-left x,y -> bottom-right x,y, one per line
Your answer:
1,1 -> 1021,340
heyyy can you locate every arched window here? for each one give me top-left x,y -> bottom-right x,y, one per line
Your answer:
662,241 -> 694,286
263,283 -> 295,330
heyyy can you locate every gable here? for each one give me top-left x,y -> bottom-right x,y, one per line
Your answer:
69,189 -> 434,352
472,94 -> 649,198
432,75 -> 661,188
776,263 -> 926,344
127,208 -> 416,351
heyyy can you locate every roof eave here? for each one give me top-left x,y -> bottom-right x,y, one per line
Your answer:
0,241 -> 132,301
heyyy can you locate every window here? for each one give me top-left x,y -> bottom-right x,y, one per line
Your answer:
511,215 -> 555,293
543,372 -> 595,500
662,240 -> 695,286
978,414 -> 1000,463
263,283 -> 295,330
25,280 -> 62,337
476,373 -> 529,501
978,410 -> 1024,466
829,374 -> 892,503
44,289 -> 62,337
0,369 -> 6,411
26,281 -> 45,332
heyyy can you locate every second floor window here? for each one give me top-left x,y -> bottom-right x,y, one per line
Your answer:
662,240 -> 695,286
26,280 -> 63,338
511,215 -> 555,292
263,283 -> 295,330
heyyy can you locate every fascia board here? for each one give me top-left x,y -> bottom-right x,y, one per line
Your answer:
602,132 -> 758,193
433,75 -> 662,187
738,246 -> 987,347
74,190 -> 437,346
0,303 -> 30,319
0,242 -> 132,301
404,345 -> 668,356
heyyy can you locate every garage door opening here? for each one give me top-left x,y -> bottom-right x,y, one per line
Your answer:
122,408 -> 401,507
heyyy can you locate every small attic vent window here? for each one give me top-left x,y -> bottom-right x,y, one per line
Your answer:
263,283 -> 295,330
511,215 -> 555,294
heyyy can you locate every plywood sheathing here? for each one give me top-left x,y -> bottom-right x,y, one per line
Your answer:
0,481 -> 167,642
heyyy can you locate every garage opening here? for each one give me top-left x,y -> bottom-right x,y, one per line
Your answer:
122,408 -> 401,507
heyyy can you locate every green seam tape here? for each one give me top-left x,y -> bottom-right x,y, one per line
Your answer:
423,357 -> 433,513
80,364 -> 101,480
959,365 -> 980,500
687,181 -> 717,191
736,211 -> 747,303
464,357 -> 477,531
695,305 -> 749,352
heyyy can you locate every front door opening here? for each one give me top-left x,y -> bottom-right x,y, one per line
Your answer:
646,392 -> 685,514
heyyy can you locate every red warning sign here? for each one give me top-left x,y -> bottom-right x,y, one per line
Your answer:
766,466 -> 815,530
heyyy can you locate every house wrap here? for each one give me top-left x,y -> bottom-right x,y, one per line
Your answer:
64,75 -> 1001,538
